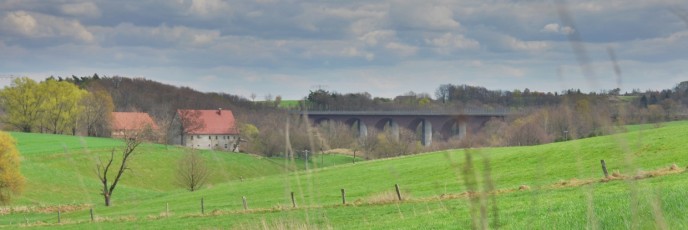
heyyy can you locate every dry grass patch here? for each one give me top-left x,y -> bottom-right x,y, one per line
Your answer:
0,203 -> 91,215
355,191 -> 409,205
232,218 -> 333,230
632,164 -> 685,179
325,148 -> 354,155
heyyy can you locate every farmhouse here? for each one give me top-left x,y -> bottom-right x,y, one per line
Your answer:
173,108 -> 240,151
111,112 -> 159,139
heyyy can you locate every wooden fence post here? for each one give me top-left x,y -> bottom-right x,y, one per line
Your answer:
57,209 -> 61,224
601,160 -> 609,178
201,197 -> 205,214
166,202 -> 169,217
242,196 -> 248,210
90,208 -> 94,222
291,192 -> 296,208
395,184 -> 402,201
341,188 -> 346,205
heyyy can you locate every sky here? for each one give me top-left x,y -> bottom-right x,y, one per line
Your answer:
1,0 -> 687,100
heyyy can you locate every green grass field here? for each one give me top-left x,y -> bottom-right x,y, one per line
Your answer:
2,121 -> 688,229
277,100 -> 302,109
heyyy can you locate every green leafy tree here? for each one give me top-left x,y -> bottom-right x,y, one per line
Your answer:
39,79 -> 88,134
0,78 -> 46,132
0,131 -> 25,204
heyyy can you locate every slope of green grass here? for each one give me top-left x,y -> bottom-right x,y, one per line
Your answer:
9,133 -> 357,206
277,100 -> 301,109
2,120 -> 688,229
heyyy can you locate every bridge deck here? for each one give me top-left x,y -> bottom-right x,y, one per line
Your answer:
291,109 -> 514,116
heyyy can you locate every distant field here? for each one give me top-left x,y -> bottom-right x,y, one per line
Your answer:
277,100 -> 301,109
2,121 -> 688,229
617,95 -> 639,102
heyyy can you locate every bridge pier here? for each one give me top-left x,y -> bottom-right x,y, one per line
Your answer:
422,120 -> 432,146
299,110 -> 508,148
458,120 -> 467,139
354,119 -> 368,138
378,119 -> 400,141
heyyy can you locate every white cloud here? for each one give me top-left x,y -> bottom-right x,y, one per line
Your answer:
389,1 -> 460,30
358,30 -> 396,46
187,0 -> 231,17
504,36 -> 550,52
0,10 -> 94,42
60,2 -> 101,18
541,23 -> 575,35
425,33 -> 480,51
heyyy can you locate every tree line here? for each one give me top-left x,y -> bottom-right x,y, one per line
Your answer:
0,77 -> 113,135
1,75 -> 687,159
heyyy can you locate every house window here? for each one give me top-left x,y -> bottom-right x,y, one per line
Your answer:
224,144 -> 228,149
197,135 -> 200,138
215,136 -> 218,140
208,136 -> 211,140
191,135 -> 194,140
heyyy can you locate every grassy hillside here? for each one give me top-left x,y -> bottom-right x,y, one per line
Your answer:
2,121 -> 688,229
9,133 -> 357,206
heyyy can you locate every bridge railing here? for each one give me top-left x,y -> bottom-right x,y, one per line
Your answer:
290,107 -> 520,116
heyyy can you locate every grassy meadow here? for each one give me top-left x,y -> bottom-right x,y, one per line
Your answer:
2,121 -> 688,229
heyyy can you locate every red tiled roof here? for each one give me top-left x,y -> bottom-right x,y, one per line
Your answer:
112,112 -> 158,131
177,109 -> 239,135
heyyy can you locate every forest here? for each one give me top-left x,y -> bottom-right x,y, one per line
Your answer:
1,74 -> 686,159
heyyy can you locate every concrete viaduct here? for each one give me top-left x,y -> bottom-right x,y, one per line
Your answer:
293,109 -> 511,146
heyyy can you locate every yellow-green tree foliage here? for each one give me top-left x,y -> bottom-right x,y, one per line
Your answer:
0,77 -> 87,134
80,85 -> 115,137
0,132 -> 24,204
40,79 -> 88,134
0,78 -> 46,132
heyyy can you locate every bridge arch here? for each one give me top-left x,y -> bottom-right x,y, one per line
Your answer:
408,118 -> 432,146
345,118 -> 368,138
374,118 -> 399,141
439,117 -> 467,140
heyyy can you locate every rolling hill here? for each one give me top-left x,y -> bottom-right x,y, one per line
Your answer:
2,121 -> 688,229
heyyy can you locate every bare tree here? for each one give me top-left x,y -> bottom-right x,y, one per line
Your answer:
95,132 -> 143,206
176,151 -> 210,192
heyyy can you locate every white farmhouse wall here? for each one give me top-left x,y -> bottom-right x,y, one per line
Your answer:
184,134 -> 240,151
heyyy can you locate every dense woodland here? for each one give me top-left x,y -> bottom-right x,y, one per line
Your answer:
1,74 -> 687,159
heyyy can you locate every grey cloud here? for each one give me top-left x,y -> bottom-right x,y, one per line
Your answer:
0,0 -> 685,98
0,10 -> 94,46
92,23 -> 220,48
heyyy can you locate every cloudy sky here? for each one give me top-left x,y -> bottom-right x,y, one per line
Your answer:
1,0 -> 687,99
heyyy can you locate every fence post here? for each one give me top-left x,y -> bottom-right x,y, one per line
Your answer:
291,192 -> 297,208
242,196 -> 248,210
57,209 -> 61,224
601,160 -> 609,178
341,188 -> 346,205
201,197 -> 205,214
90,208 -> 94,222
166,202 -> 169,217
395,184 -> 402,201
